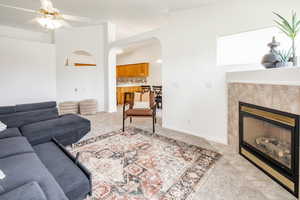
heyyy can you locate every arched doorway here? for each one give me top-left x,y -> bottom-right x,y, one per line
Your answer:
107,36 -> 163,121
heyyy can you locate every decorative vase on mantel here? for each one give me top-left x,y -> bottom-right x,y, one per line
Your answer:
291,42 -> 298,66
261,37 -> 280,69
293,56 -> 298,66
289,55 -> 298,67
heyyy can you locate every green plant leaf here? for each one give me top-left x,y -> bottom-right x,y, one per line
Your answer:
273,12 -> 293,32
274,20 -> 290,34
292,12 -> 296,29
273,11 -> 299,44
275,22 -> 292,37
275,48 -> 293,62
296,20 -> 300,32
274,19 -> 292,34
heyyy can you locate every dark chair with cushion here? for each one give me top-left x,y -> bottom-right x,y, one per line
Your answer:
141,85 -> 151,93
152,86 -> 162,109
122,92 -> 157,133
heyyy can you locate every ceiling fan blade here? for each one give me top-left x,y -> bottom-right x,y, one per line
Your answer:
0,3 -> 37,13
62,14 -> 93,23
59,20 -> 72,28
62,14 -> 105,25
28,18 -> 38,24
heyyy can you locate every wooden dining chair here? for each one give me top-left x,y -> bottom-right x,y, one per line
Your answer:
122,91 -> 157,133
141,85 -> 151,93
152,86 -> 162,109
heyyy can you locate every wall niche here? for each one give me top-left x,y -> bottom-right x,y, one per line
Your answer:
65,50 -> 96,67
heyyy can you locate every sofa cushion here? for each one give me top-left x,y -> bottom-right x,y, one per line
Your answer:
0,106 -> 16,115
0,181 -> 47,200
16,101 -> 57,112
0,128 -> 22,139
34,142 -> 90,200
0,153 -> 68,200
20,114 -> 90,145
0,137 -> 34,158
0,108 -> 59,128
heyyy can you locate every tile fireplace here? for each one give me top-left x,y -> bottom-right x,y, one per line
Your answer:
239,102 -> 300,197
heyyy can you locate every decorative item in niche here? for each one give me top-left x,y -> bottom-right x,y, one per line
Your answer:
261,37 -> 280,68
274,11 -> 300,66
65,50 -> 96,67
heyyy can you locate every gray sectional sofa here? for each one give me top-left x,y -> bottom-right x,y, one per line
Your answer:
0,102 -> 92,200
0,101 -> 90,146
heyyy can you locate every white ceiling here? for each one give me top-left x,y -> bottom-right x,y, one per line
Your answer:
0,0 -> 218,39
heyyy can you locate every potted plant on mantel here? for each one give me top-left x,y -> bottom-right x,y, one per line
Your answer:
274,48 -> 293,67
273,11 -> 300,66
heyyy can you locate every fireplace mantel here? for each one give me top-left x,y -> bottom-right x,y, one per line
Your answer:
226,67 -> 300,86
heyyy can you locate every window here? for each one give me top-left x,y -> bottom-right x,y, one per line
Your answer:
217,27 -> 300,66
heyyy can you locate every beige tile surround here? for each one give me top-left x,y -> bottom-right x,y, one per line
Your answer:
228,82 -> 300,151
228,82 -> 300,199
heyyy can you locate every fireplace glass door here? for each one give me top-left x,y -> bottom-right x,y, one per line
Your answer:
243,116 -> 292,169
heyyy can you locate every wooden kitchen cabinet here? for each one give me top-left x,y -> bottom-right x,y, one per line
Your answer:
116,65 -> 129,77
117,86 -> 142,105
116,63 -> 149,78
137,63 -> 149,77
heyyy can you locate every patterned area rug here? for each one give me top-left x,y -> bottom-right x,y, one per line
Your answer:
71,128 -> 221,200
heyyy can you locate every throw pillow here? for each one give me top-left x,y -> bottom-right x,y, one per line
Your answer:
0,121 -> 7,132
0,169 -> 5,180
133,101 -> 150,109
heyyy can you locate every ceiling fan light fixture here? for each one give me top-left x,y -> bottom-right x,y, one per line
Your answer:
156,59 -> 163,64
0,0 -> 95,30
37,17 -> 63,29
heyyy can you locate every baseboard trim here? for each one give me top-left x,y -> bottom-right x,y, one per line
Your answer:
162,125 -> 227,145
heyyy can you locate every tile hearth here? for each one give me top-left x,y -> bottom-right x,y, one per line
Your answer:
81,109 -> 296,200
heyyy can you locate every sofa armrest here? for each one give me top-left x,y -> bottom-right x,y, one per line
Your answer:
0,128 -> 22,139
0,181 -> 47,200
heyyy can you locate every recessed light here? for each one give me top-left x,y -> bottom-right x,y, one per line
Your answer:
115,48 -> 124,55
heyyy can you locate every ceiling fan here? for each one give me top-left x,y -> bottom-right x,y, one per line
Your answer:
0,0 -> 98,30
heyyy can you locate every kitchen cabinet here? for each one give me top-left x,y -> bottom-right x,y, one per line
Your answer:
117,86 -> 142,105
117,63 -> 149,78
